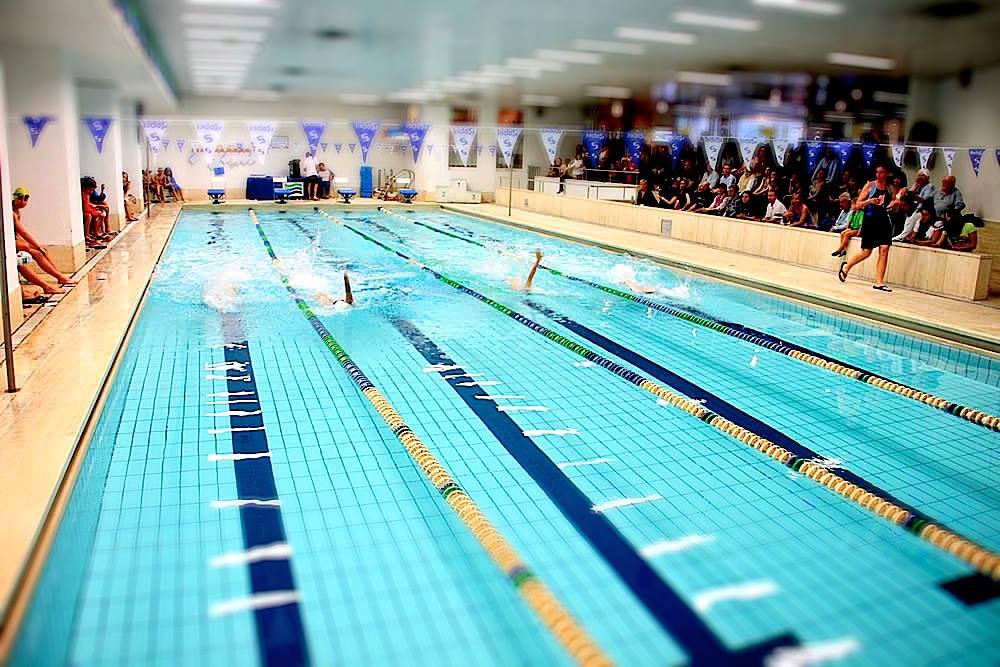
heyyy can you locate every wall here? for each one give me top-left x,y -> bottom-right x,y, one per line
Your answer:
0,61 -> 22,327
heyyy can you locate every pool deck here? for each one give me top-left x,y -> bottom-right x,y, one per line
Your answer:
1,198 -> 998,651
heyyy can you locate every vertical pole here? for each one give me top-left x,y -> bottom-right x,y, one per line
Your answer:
0,163 -> 17,391
507,148 -> 514,217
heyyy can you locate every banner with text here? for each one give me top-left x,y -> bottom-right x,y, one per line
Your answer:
451,126 -> 477,166
300,120 -> 327,156
917,145 -> 933,170
738,137 -> 757,167
194,120 -> 225,163
942,147 -> 956,174
83,117 -> 113,154
496,126 -> 522,167
582,129 -> 607,168
890,144 -> 905,168
538,128 -> 563,166
247,121 -> 278,162
139,119 -> 168,153
703,136 -> 724,170
625,130 -> 645,168
805,141 -> 823,174
351,121 -> 379,163
772,139 -> 790,167
835,140 -> 854,169
404,122 -> 431,162
23,115 -> 55,148
968,148 -> 984,176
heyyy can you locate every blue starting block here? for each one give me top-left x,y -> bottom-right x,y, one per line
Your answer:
399,188 -> 418,203
337,188 -> 356,203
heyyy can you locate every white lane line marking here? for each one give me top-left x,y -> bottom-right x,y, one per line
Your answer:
765,637 -> 861,667
442,373 -> 482,380
523,429 -> 579,437
210,543 -> 292,568
496,405 -> 549,412
640,535 -> 715,558
693,580 -> 779,613
209,591 -> 300,617
423,364 -> 462,373
592,495 -> 662,513
574,361 -> 595,367
208,391 -> 256,397
208,452 -> 272,462
211,499 -> 281,509
456,380 -> 502,387
206,400 -> 260,405
557,457 -> 613,469
475,395 -> 526,400
205,361 -> 248,372
206,410 -> 263,418
209,426 -> 265,435
205,374 -> 251,382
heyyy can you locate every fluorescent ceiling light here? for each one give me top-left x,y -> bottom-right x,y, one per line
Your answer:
585,85 -> 632,99
521,94 -> 561,107
458,71 -> 512,84
188,57 -> 255,67
505,58 -> 567,72
673,11 -> 760,31
186,40 -> 259,53
572,39 -> 646,55
536,49 -> 604,65
677,70 -> 734,86
752,0 -> 844,15
182,13 -> 273,27
187,0 -> 281,8
186,28 -> 267,42
482,64 -> 542,79
339,93 -> 380,104
827,52 -> 896,70
872,90 -> 908,105
615,27 -> 697,45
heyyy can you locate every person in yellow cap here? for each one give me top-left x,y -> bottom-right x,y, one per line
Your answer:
13,187 -> 71,293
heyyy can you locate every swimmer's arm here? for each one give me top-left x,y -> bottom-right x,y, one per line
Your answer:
523,250 -> 542,291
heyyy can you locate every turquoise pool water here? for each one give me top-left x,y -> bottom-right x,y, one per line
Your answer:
9,206 -> 999,666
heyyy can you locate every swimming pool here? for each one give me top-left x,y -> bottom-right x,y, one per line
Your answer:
8,205 -> 999,666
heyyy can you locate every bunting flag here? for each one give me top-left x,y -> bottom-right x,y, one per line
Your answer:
299,120 -> 326,156
805,141 -> 823,174
738,137 -> 757,167
82,117 -> 113,154
942,147 -> 957,174
917,145 -> 934,170
235,142 -> 244,150
835,140 -> 854,169
538,128 -> 564,166
581,129 -> 607,168
488,144 -> 497,157
703,136 -> 724,170
772,139 -> 789,167
247,121 -> 278,163
139,119 -> 168,154
161,139 -> 170,150
861,142 -> 877,169
427,144 -> 435,156
668,135 -> 687,168
624,130 -> 645,168
891,144 -> 905,169
334,143 -> 343,154
495,127 -> 522,167
968,148 -> 984,176
176,139 -> 186,152
451,126 -> 477,166
194,120 -> 224,162
349,143 -> 357,154
351,121 -> 379,163
404,122 -> 431,162
320,142 -> 328,152
477,145 -> 484,156
23,115 -> 55,148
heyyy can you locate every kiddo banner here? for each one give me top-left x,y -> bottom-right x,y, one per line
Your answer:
968,148 -> 984,176
23,116 -> 54,148
248,121 -> 278,162
451,126 -> 477,166
538,128 -> 564,166
351,121 -> 380,163
582,129 -> 607,168
83,117 -> 112,154
942,147 -> 956,174
496,127 -> 522,167
625,130 -> 645,168
917,145 -> 934,170
772,139 -> 789,167
703,136 -> 724,169
404,122 -> 431,162
139,119 -> 168,153
300,120 -> 327,155
890,144 -> 905,168
805,141 -> 823,174
194,120 -> 224,162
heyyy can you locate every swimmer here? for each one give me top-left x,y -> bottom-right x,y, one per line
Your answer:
623,279 -> 656,294
314,272 -> 355,307
508,249 -> 543,291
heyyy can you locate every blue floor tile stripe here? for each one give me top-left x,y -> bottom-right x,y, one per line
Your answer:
392,318 -> 797,666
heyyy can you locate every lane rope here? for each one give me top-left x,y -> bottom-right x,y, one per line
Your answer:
379,207 -> 1000,434
317,208 -> 1000,580
249,210 -> 612,666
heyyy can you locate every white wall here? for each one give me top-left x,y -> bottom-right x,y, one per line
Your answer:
0,60 -> 20,320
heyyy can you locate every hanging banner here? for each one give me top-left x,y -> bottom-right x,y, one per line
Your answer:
83,117 -> 113,154
703,136 -> 724,170
496,127 -> 522,167
23,115 -> 55,148
624,130 -> 645,168
404,122 -> 431,162
300,120 -> 326,156
161,139 -> 170,150
861,142 -> 877,169
477,145 -> 484,157
451,126 -> 477,166
582,129 -> 606,168
139,119 -> 168,153
835,140 -> 854,170
320,142 -> 328,153
349,143 -> 357,154
968,148 -> 984,176
351,121 -> 379,163
942,147 -> 957,174
334,143 -> 343,154
996,149 -> 1000,169
668,135 -> 687,168
537,128 -> 564,166
176,139 -> 186,152
194,120 -> 224,162
772,139 -> 789,167
738,137 -> 757,167
917,145 -> 934,170
805,141 -> 823,174
427,144 -> 435,156
488,144 -> 497,157
247,121 -> 278,163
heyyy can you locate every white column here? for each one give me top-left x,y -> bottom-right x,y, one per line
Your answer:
0,61 -> 23,326
1,46 -> 86,272
78,84 -> 125,231
413,103 -> 451,197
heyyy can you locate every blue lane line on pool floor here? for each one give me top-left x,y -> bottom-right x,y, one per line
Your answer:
521,299 -> 957,533
393,318 -> 797,666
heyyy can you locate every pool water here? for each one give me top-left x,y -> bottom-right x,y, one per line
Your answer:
9,206 -> 999,667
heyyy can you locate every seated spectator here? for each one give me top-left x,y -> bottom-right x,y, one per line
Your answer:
948,214 -> 984,252
678,158 -> 699,183
830,193 -> 854,232
733,190 -> 756,219
122,171 -> 139,222
916,208 -> 956,246
163,167 -> 185,202
700,164 -> 719,190
547,157 -> 564,178
895,207 -> 936,243
786,173 -> 803,201
634,178 -> 659,207
12,187 -> 70,293
88,178 -> 113,241
688,180 -> 713,211
933,176 -> 965,216
812,147 -> 840,185
784,192 -> 814,227
151,168 -> 166,203
662,178 -> 687,209
721,188 -> 744,218
81,177 -> 109,248
889,195 -> 918,238
699,185 -> 730,215
844,173 -> 860,200
565,152 -> 586,179
760,188 -> 787,223
830,205 -> 865,257
317,162 -> 333,199
807,170 -> 834,227
912,168 -> 936,205
749,145 -> 770,173
717,163 -> 737,190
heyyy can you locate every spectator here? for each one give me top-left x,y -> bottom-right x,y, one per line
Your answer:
699,185 -> 730,215
12,187 -> 70,293
733,190 -> 756,219
565,151 -> 586,179
912,169 -> 936,204
152,168 -> 166,203
717,163 -> 737,190
749,145 -> 770,172
547,157 -> 564,178
634,178 -> 659,207
122,171 -> 139,222
301,151 -> 320,201
689,180 -> 713,211
948,214 -> 984,252
916,208 -> 957,247
895,207 -> 936,243
721,187 -> 744,218
889,195 -> 918,238
784,192 -> 814,227
807,169 -> 834,227
81,177 -> 109,246
812,147 -> 840,185
700,163 -> 719,190
163,167 -> 185,202
760,188 -> 787,223
932,176 -> 965,216
317,162 -> 333,199
830,204 -> 865,257
830,193 -> 854,232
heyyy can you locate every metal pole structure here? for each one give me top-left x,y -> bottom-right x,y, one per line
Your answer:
507,148 -> 514,217
144,130 -> 150,219
0,163 -> 18,391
